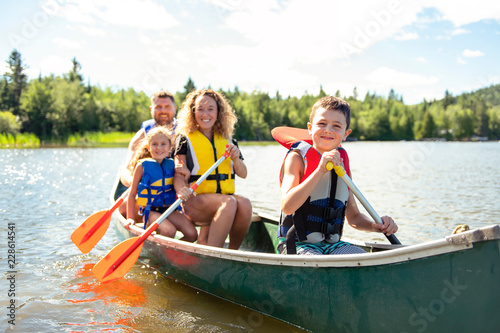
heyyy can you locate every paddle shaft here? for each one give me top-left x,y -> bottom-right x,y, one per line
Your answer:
101,152 -> 230,280
328,162 -> 401,245
81,197 -> 124,244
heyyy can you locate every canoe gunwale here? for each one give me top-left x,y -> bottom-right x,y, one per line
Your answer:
118,213 -> 499,268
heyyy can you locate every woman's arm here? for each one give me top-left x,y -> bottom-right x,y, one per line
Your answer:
174,155 -> 194,200
227,144 -> 247,179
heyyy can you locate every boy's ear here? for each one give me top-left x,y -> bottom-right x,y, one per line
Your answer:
307,122 -> 312,134
343,129 -> 352,141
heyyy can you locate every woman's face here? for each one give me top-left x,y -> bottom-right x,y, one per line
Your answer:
194,95 -> 218,134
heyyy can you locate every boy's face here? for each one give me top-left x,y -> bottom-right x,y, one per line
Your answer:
308,107 -> 352,154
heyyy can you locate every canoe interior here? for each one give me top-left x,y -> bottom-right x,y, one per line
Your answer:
112,177 -> 393,254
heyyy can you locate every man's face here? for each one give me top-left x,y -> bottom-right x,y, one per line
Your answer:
151,97 -> 176,127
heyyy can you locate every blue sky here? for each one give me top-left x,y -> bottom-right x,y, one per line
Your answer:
1,0 -> 499,105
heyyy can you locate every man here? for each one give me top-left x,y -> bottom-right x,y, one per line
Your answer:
120,90 -> 177,187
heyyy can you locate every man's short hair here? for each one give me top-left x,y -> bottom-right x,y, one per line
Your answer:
151,90 -> 175,105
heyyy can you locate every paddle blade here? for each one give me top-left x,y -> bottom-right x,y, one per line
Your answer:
71,210 -> 112,254
92,237 -> 144,283
271,126 -> 312,149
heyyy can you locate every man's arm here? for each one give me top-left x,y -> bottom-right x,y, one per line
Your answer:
120,128 -> 146,187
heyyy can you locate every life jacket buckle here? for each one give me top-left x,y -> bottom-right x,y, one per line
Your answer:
320,222 -> 342,236
322,206 -> 342,220
216,174 -> 229,181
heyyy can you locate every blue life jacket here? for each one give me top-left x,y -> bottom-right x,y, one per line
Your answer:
136,158 -> 176,227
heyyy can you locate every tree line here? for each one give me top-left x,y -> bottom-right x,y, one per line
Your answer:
1,49 -> 500,144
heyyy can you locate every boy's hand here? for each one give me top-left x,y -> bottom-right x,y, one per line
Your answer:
373,216 -> 398,236
320,149 -> 342,172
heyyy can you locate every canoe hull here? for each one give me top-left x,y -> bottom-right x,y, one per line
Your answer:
114,218 -> 500,333
112,179 -> 500,332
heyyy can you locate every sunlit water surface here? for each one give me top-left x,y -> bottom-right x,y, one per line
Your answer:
1,142 -> 499,332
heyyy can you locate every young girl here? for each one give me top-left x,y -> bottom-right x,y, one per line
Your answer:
127,126 -> 197,242
173,89 -> 252,249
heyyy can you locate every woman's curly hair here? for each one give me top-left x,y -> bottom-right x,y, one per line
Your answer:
176,89 -> 237,140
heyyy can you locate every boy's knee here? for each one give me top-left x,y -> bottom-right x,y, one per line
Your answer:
185,231 -> 198,243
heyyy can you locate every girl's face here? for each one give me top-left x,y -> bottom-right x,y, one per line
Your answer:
194,95 -> 218,134
148,134 -> 171,162
308,108 -> 352,154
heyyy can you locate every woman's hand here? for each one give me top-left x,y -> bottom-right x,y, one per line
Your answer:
178,186 -> 195,201
226,144 -> 240,161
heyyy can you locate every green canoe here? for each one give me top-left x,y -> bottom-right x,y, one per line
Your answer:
112,178 -> 500,333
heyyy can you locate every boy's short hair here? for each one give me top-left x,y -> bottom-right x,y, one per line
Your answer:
310,96 -> 351,129
151,90 -> 175,105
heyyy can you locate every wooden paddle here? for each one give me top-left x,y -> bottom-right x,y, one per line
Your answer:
71,194 -> 126,254
92,151 -> 230,283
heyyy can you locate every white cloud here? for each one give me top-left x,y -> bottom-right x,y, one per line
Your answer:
56,0 -> 179,30
416,57 -> 427,63
462,49 -> 485,57
39,55 -> 74,76
52,37 -> 82,49
219,0 -> 422,63
451,28 -> 469,36
76,25 -> 107,37
366,67 -> 439,86
421,0 -> 500,26
394,32 -> 419,41
457,57 -> 467,65
1,62 -> 10,75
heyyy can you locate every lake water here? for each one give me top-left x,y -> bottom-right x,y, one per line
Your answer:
1,141 -> 499,332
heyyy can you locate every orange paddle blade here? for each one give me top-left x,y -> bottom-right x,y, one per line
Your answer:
71,210 -> 112,254
271,126 -> 312,149
71,197 -> 123,254
92,237 -> 144,283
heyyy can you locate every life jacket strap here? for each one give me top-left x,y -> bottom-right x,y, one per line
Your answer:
306,205 -> 345,220
189,173 -> 235,183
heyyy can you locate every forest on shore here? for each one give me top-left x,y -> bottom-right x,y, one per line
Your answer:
1,49 -> 500,147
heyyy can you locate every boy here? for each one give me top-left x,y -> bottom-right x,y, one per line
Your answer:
278,96 -> 398,255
